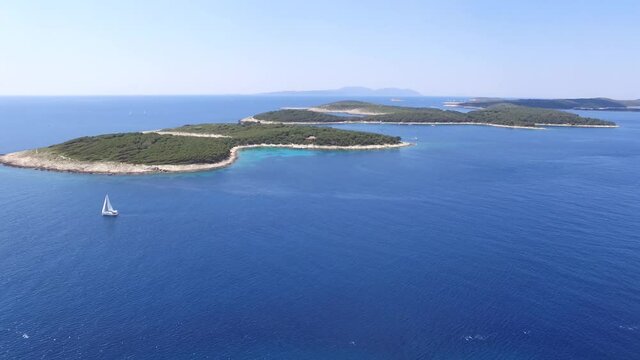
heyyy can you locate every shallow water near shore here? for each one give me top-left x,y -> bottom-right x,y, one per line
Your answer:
1,96 -> 639,359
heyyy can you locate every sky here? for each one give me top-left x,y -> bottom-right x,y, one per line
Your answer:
1,0 -> 639,98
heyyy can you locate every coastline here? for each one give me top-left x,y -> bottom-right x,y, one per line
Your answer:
242,116 -> 618,129
142,130 -> 232,138
0,142 -> 411,175
242,116 -> 543,130
533,123 -> 619,128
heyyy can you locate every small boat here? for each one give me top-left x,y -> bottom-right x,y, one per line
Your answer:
101,195 -> 118,216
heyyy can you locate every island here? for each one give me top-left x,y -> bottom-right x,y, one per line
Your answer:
0,123 -> 408,175
454,97 -> 640,111
243,100 -> 618,129
260,86 -> 421,97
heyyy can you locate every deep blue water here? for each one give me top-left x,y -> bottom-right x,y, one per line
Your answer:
1,96 -> 639,359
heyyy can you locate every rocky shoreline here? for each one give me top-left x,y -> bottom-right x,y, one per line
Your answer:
0,142 -> 410,175
242,116 -> 619,129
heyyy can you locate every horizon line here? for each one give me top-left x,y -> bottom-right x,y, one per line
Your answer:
0,93 -> 636,100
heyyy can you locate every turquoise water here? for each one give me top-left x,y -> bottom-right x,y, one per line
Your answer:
1,97 -> 639,359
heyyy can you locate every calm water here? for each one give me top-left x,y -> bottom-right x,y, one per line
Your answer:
1,96 -> 639,359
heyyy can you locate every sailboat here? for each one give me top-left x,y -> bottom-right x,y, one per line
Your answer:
101,195 -> 118,216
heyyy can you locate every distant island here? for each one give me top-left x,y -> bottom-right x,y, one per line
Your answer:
0,124 -> 407,175
260,86 -> 422,97
243,100 -> 618,129
454,97 -> 640,111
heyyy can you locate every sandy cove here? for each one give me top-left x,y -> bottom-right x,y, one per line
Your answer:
0,142 -> 411,175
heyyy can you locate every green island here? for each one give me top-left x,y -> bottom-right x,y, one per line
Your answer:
0,123 -> 406,174
0,100 -> 618,175
248,101 -> 617,128
457,97 -> 640,111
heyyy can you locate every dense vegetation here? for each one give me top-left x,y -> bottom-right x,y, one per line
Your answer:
362,109 -> 468,123
254,107 -> 466,123
459,97 -> 637,110
49,133 -> 235,165
166,123 -> 401,146
466,104 -> 615,126
253,109 -> 348,123
253,101 -> 615,127
48,123 -> 402,165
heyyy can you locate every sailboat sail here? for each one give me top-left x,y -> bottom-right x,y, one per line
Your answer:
105,195 -> 113,212
102,195 -> 118,216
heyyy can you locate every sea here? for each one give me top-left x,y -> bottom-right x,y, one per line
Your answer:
0,96 -> 639,359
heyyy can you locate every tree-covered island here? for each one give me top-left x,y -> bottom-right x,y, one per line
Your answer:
0,123 -> 407,174
456,97 -> 640,111
0,100 -> 618,175
246,101 -> 617,128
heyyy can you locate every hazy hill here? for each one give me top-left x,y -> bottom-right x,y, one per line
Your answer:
261,86 -> 422,97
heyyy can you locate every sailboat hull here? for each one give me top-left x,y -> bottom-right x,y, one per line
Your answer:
102,210 -> 118,217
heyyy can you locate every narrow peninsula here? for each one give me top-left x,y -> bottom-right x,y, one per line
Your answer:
0,124 -> 408,175
244,101 -> 617,129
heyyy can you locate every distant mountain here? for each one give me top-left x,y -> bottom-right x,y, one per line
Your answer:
260,86 -> 422,97
619,99 -> 640,107
458,97 -> 640,111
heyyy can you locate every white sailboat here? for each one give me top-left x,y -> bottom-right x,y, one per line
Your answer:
101,195 -> 118,216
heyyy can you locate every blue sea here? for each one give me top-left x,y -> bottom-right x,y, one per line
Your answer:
1,96 -> 639,359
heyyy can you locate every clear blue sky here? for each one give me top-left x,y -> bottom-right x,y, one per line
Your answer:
1,0 -> 639,98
